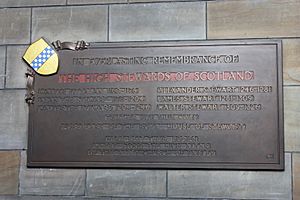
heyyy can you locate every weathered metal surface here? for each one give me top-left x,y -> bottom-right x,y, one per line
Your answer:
27,40 -> 284,169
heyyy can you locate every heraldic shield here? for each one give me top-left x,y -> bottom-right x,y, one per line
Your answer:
23,38 -> 59,75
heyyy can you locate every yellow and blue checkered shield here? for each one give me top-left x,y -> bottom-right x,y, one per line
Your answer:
23,38 -> 59,75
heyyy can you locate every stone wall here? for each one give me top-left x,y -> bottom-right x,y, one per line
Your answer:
0,0 -> 299,199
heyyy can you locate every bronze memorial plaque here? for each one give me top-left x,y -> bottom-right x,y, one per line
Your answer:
27,40 -> 284,170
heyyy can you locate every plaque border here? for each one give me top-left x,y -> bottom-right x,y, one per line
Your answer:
27,39 -> 284,170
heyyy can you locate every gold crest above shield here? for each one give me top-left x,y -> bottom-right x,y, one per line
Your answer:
23,38 -> 59,75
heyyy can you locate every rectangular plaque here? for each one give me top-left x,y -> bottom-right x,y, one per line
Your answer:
27,40 -> 284,170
